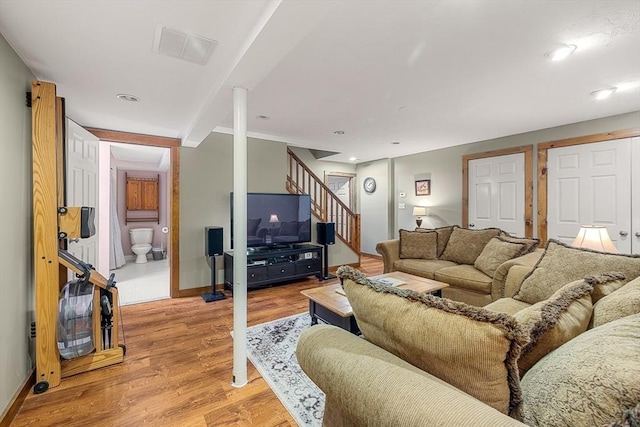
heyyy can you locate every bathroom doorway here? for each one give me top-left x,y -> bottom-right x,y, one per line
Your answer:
88,128 -> 180,305
109,143 -> 171,305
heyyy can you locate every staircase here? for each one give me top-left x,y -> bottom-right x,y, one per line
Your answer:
286,148 -> 361,255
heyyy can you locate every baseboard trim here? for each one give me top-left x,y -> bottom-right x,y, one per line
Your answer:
0,369 -> 34,427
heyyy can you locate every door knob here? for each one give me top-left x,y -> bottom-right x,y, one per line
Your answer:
619,231 -> 629,237
469,223 -> 475,228
636,232 -> 640,238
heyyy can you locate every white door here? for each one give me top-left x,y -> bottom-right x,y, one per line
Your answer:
468,153 -> 525,236
66,119 -> 100,267
632,137 -> 640,255
327,175 -> 352,231
547,138 -> 632,252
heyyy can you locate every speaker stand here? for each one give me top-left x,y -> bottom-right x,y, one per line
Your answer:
320,243 -> 337,281
202,256 -> 226,302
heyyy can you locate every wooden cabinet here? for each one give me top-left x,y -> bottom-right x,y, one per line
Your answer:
126,174 -> 159,224
224,244 -> 322,291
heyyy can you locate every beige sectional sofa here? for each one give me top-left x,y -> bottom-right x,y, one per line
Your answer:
376,226 -> 542,306
297,240 -> 640,426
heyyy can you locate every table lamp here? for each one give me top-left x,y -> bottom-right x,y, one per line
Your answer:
412,207 -> 427,228
571,225 -> 617,253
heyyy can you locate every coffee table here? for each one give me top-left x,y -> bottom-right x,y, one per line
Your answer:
300,271 -> 449,334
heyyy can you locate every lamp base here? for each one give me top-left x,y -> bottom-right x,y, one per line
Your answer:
415,218 -> 423,228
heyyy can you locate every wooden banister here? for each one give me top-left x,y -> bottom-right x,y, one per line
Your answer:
286,148 -> 361,255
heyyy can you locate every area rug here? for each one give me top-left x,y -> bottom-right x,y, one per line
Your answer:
246,312 -> 324,426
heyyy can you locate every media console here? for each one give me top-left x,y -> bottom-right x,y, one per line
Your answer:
223,243 -> 323,291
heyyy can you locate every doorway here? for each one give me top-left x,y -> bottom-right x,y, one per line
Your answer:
87,128 -> 181,300
325,172 -> 356,234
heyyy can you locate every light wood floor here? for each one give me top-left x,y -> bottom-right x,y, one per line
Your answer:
12,256 -> 383,427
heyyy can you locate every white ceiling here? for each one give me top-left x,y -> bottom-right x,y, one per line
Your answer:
1,0 -> 639,164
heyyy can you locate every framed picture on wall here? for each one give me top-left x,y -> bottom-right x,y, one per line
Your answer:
415,179 -> 431,196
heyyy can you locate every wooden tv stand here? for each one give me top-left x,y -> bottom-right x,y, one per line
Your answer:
224,244 -> 322,291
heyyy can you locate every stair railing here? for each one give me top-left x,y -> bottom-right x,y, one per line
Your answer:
286,148 -> 361,254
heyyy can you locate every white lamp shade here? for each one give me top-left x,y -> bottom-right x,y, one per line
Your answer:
269,214 -> 280,223
412,207 -> 427,216
571,226 -> 617,253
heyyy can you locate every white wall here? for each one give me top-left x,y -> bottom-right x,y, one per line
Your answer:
357,159 -> 393,255
179,132 -> 288,290
0,33 -> 35,418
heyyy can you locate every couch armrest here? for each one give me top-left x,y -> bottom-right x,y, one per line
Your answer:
297,325 -> 525,427
375,239 -> 400,273
491,249 -> 543,300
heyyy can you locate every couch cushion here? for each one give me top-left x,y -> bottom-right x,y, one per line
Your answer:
474,237 -> 528,278
416,226 -> 455,258
434,265 -> 492,293
513,278 -> 593,375
337,265 -> 529,414
278,221 -> 299,236
393,259 -> 457,280
499,232 -> 540,254
519,313 -> 640,427
440,226 -> 501,265
514,239 -> 640,304
592,276 -> 640,328
399,229 -> 437,260
486,298 -> 532,316
247,218 -> 262,236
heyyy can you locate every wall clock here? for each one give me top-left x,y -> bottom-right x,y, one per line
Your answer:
363,177 -> 376,194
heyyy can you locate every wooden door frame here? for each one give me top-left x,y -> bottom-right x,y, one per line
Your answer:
537,128 -> 640,244
85,128 -> 181,298
462,145 -> 534,237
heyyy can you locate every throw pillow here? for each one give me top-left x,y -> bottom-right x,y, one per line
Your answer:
592,276 -> 640,328
474,237 -> 528,278
513,278 -> 594,375
337,265 -> 528,414
247,218 -> 262,236
440,226 -> 501,265
416,226 -> 455,257
499,232 -> 540,254
588,271 -> 626,303
519,314 -> 640,427
399,229 -> 437,260
513,239 -> 640,304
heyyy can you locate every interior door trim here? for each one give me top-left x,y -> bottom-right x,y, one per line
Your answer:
537,127 -> 640,244
85,127 -> 182,298
462,145 -> 534,237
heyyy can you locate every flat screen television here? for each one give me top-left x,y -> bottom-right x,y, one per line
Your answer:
230,192 -> 312,249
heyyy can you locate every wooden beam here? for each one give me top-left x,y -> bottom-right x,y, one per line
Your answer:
32,80 -> 62,389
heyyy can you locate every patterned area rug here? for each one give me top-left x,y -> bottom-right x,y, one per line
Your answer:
246,312 -> 324,426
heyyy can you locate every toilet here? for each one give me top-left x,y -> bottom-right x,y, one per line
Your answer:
130,228 -> 154,264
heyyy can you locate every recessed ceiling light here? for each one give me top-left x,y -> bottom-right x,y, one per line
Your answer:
349,156 -> 357,162
545,44 -> 577,61
334,130 -> 345,135
256,115 -> 270,120
116,93 -> 140,102
590,87 -> 617,100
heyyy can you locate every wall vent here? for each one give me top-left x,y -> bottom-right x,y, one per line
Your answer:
153,23 -> 217,65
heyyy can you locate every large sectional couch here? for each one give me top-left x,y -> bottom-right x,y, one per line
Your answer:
297,239 -> 640,426
376,226 -> 543,306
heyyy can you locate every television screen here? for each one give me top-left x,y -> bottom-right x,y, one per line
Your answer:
230,193 -> 312,248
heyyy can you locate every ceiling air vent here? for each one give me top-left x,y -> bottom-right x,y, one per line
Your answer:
153,24 -> 217,65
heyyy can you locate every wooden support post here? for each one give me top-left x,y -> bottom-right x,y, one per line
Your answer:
32,80 -> 62,390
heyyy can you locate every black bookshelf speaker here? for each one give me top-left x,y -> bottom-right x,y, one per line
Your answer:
317,222 -> 335,245
205,226 -> 223,256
